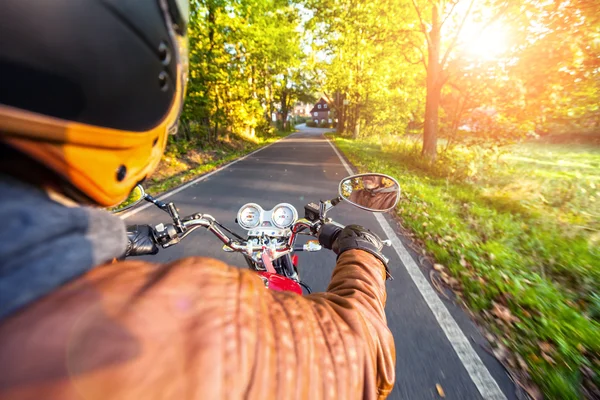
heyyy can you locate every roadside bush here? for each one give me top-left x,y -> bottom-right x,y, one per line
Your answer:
331,134 -> 600,399
294,116 -> 308,125
306,120 -> 317,127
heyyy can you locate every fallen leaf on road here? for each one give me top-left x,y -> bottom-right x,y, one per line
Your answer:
521,383 -> 543,400
492,343 -> 510,361
492,302 -> 519,324
433,263 -> 445,272
447,277 -> 460,288
541,352 -> 556,365
484,332 -> 496,343
539,342 -> 554,354
516,354 -> 529,371
436,384 -> 445,398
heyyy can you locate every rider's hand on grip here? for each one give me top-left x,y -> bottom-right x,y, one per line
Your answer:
318,223 -> 343,250
326,224 -> 393,280
125,224 -> 159,257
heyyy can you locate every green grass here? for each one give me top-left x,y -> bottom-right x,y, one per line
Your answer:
144,130 -> 290,196
330,134 -> 600,399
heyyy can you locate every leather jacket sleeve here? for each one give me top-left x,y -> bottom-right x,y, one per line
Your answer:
0,250 -> 395,400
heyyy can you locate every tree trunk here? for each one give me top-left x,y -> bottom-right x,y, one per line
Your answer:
422,3 -> 441,160
352,104 -> 360,139
423,83 -> 441,158
214,85 -> 220,142
281,90 -> 289,131
337,105 -> 345,134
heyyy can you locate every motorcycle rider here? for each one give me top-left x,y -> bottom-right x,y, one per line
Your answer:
349,176 -> 399,211
0,1 -> 395,399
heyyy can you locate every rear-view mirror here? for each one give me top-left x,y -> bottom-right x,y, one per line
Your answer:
112,184 -> 146,214
339,173 -> 400,212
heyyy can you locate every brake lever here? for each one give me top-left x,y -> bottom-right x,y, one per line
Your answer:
382,239 -> 392,247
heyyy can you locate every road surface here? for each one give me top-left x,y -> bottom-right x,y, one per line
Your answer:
124,126 -> 516,399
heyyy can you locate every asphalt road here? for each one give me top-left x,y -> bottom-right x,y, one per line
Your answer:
125,126 -> 516,399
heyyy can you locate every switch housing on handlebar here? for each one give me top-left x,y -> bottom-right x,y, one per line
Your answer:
304,202 -> 320,222
154,223 -> 180,247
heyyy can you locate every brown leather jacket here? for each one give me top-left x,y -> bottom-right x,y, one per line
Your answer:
0,250 -> 395,399
349,189 -> 397,211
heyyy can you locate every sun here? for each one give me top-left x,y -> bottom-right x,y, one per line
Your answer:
460,22 -> 510,60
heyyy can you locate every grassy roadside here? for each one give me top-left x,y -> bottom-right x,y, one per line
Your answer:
329,134 -> 600,399
144,130 -> 291,196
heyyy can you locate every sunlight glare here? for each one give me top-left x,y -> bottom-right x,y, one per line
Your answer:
461,22 -> 510,60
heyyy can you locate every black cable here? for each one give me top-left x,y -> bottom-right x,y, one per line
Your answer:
299,281 -> 312,294
214,221 -> 246,241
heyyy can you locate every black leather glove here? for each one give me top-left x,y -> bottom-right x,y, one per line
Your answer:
319,224 -> 392,280
125,224 -> 159,257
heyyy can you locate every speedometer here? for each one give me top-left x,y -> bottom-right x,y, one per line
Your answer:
271,204 -> 298,229
237,203 -> 262,229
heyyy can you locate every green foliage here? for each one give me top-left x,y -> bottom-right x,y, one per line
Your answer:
306,120 -> 318,127
182,0 -> 311,144
331,134 -> 600,399
294,116 -> 308,125
306,0 -> 423,138
307,0 -> 600,154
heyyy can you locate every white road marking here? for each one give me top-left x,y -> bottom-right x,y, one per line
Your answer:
326,137 -> 507,400
120,133 -> 295,220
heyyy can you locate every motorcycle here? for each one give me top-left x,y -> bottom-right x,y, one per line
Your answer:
115,173 -> 400,295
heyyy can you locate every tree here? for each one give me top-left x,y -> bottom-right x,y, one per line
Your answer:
274,68 -> 317,131
182,0 -> 309,142
306,0 -> 421,138
407,0 -> 519,158
508,0 -> 600,135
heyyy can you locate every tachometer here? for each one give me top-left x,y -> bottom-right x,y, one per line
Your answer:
237,203 -> 262,229
271,204 -> 297,229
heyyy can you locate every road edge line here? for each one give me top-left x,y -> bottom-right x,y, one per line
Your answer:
120,132 -> 296,219
326,136 -> 507,400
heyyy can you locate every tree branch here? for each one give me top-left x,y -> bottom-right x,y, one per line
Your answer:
475,1 -> 511,37
402,52 -> 424,66
441,0 -> 460,28
448,81 -> 465,92
415,42 -> 428,70
440,0 -> 475,69
322,92 -> 340,111
410,0 -> 431,48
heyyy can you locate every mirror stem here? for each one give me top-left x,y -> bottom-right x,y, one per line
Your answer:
330,196 -> 343,207
144,193 -> 168,211
166,202 -> 184,232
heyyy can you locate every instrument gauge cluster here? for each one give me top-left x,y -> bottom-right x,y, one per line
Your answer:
272,204 -> 297,228
237,203 -> 298,234
237,203 -> 262,229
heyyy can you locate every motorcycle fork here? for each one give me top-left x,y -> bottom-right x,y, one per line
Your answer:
245,254 -> 299,282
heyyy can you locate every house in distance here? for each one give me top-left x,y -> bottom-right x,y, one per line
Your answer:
310,97 -> 332,124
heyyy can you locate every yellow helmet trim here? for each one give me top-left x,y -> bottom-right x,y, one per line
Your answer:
0,79 -> 182,206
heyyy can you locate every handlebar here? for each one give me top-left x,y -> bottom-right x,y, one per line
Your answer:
153,213 -> 328,255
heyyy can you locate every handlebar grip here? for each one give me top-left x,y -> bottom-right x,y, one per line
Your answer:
125,225 -> 159,257
317,223 -> 344,250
